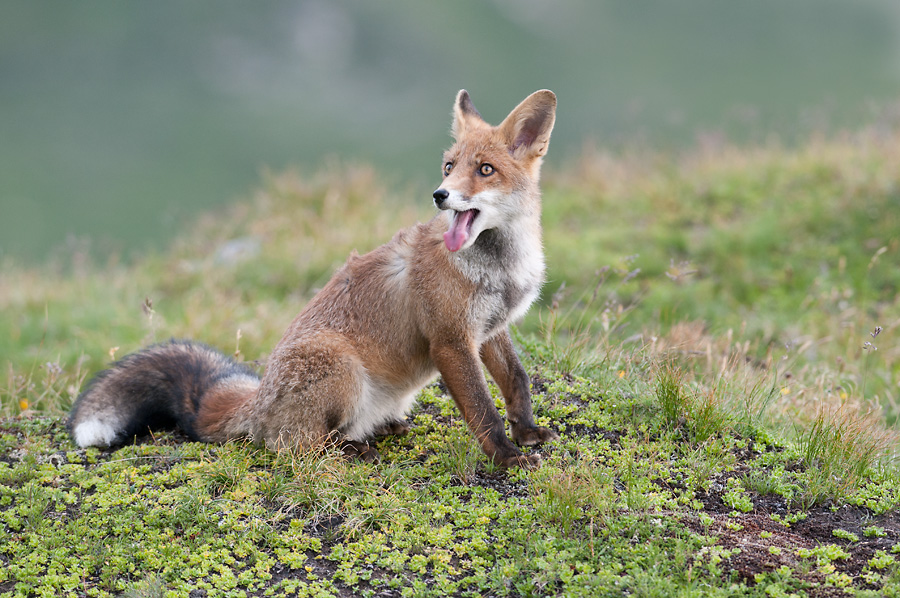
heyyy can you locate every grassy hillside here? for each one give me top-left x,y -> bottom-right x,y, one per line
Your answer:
2,127 -> 900,596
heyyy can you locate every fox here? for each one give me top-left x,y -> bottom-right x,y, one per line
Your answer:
68,89 -> 559,469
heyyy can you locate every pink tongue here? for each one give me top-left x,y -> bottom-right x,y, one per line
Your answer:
443,210 -> 475,252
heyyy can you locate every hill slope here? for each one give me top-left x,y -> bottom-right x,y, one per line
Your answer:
2,128 -> 900,596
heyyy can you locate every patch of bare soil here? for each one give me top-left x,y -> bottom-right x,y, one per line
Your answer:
687,487 -> 900,595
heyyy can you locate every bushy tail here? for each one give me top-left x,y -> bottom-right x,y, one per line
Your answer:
68,340 -> 259,448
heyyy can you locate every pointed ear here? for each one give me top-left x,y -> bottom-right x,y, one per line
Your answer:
451,89 -> 483,139
498,90 -> 557,158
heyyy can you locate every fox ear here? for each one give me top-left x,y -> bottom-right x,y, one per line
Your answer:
451,89 -> 483,139
498,90 -> 557,158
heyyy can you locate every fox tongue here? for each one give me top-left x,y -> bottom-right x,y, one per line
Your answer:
443,209 -> 475,252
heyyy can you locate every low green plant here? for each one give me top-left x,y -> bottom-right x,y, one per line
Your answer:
198,442 -> 254,497
722,477 -> 754,513
273,443 -> 350,519
797,544 -> 851,565
832,528 -> 859,543
869,550 -> 897,570
741,468 -> 799,502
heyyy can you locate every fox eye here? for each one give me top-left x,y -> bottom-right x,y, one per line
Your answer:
443,162 -> 453,176
479,163 -> 495,176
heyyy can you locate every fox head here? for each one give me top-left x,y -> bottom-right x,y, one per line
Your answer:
433,89 -> 557,253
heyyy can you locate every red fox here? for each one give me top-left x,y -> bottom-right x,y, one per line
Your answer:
69,89 -> 559,469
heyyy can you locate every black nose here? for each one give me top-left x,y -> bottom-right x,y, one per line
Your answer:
433,188 -> 449,207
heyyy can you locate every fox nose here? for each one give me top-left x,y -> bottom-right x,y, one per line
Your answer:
433,188 -> 449,208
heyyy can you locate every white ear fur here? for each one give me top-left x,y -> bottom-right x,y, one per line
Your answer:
499,90 -> 557,158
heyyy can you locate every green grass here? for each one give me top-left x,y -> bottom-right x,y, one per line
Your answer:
2,125 -> 900,596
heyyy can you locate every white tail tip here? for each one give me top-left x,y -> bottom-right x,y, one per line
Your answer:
72,418 -> 119,448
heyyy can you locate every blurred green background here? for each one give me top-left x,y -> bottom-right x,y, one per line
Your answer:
2,0 -> 899,263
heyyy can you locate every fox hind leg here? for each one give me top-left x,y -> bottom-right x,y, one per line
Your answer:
254,337 -> 366,451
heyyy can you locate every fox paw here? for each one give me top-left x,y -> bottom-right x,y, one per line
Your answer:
497,452 -> 542,471
373,419 -> 410,437
341,439 -> 381,464
511,424 -> 559,447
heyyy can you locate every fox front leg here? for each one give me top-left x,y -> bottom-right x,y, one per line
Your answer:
479,331 -> 559,447
430,341 -> 539,469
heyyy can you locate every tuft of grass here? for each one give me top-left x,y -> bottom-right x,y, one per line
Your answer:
198,442 -> 254,497
656,361 -> 690,432
655,361 -> 731,444
435,420 -> 480,485
538,265 -> 638,377
531,455 -> 614,536
2,355 -> 89,418
270,442 -> 351,520
121,575 -> 166,598
795,404 -> 893,507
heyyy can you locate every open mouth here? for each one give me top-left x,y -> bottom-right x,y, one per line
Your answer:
443,209 -> 479,252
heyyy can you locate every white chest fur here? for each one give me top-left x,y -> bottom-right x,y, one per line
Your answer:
453,225 -> 545,340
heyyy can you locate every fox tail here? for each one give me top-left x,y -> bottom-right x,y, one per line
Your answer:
68,339 -> 259,448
